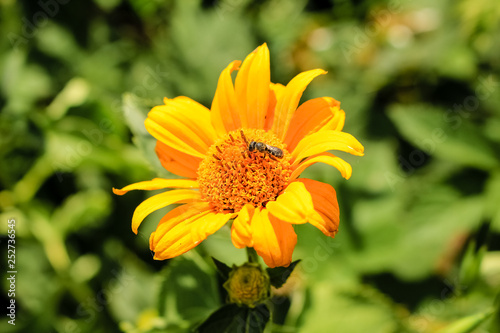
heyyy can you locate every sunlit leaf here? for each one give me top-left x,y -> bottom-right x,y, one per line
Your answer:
388,104 -> 498,170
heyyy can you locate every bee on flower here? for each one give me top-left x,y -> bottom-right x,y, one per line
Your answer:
113,43 -> 364,268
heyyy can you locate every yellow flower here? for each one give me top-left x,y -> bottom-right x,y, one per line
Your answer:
113,43 -> 364,268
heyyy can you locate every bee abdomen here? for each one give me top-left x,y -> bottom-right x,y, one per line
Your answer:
266,146 -> 283,158
248,141 -> 283,158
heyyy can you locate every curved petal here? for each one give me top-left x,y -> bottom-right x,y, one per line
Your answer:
291,130 -> 364,162
235,44 -> 271,129
291,152 -> 352,180
151,202 -> 211,242
285,97 -> 345,152
264,83 -> 285,131
113,178 -> 198,195
271,69 -> 327,140
231,204 -> 255,248
211,60 -> 242,135
251,209 -> 297,268
152,210 -> 232,260
266,181 -> 322,225
327,108 -> 345,132
296,179 -> 339,237
155,141 -> 201,178
131,189 -> 201,234
145,96 -> 216,158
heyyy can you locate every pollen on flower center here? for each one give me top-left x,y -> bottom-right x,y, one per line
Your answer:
197,129 -> 292,213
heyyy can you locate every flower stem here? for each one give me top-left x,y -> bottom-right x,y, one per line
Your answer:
246,247 -> 259,263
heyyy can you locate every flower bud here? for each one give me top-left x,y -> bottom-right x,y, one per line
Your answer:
224,263 -> 270,307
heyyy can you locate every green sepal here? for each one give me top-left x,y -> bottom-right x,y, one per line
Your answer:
266,260 -> 300,289
211,257 -> 232,280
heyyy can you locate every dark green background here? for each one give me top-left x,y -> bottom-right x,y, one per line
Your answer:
1,0 -> 500,332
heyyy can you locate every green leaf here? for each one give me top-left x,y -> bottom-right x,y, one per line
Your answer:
437,308 -> 494,333
196,304 -> 270,333
104,245 -> 157,324
347,189 -> 483,280
122,93 -> 171,178
485,171 -> 500,232
459,241 -> 487,290
266,260 -> 300,289
212,257 -> 232,280
158,256 -> 220,325
299,283 -> 401,333
388,104 -> 499,170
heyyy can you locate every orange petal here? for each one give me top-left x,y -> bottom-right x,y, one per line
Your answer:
155,141 -> 201,178
231,204 -> 255,248
145,96 -> 216,158
152,210 -> 232,260
151,202 -> 210,243
291,130 -> 364,162
131,189 -> 201,234
211,60 -> 242,135
291,152 -> 352,180
285,97 -> 345,152
251,209 -> 297,268
112,178 -> 198,195
264,83 -> 285,131
296,179 -> 339,237
266,181 -> 322,224
271,69 -> 327,140
235,44 -> 271,129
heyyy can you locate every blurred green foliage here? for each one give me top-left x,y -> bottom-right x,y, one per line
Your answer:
1,0 -> 500,332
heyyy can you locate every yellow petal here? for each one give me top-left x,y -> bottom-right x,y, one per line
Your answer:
266,181 -> 322,224
322,108 -> 345,132
150,202 -> 210,245
297,179 -> 339,237
291,130 -> 364,162
211,60 -> 242,135
285,97 -> 345,151
235,44 -> 271,129
112,178 -> 198,195
152,211 -> 232,260
145,96 -> 216,158
155,141 -> 201,178
231,204 -> 255,248
251,209 -> 297,268
271,69 -> 327,140
264,83 -> 285,131
291,152 -> 353,180
131,189 -> 201,234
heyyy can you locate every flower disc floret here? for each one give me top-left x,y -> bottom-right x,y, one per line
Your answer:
198,129 -> 292,213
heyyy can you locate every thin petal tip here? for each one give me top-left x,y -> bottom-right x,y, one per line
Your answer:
112,187 -> 125,195
354,146 -> 365,156
231,60 -> 242,70
343,172 -> 352,180
256,43 -> 269,52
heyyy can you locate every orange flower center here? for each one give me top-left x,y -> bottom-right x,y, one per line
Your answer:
197,129 -> 292,213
